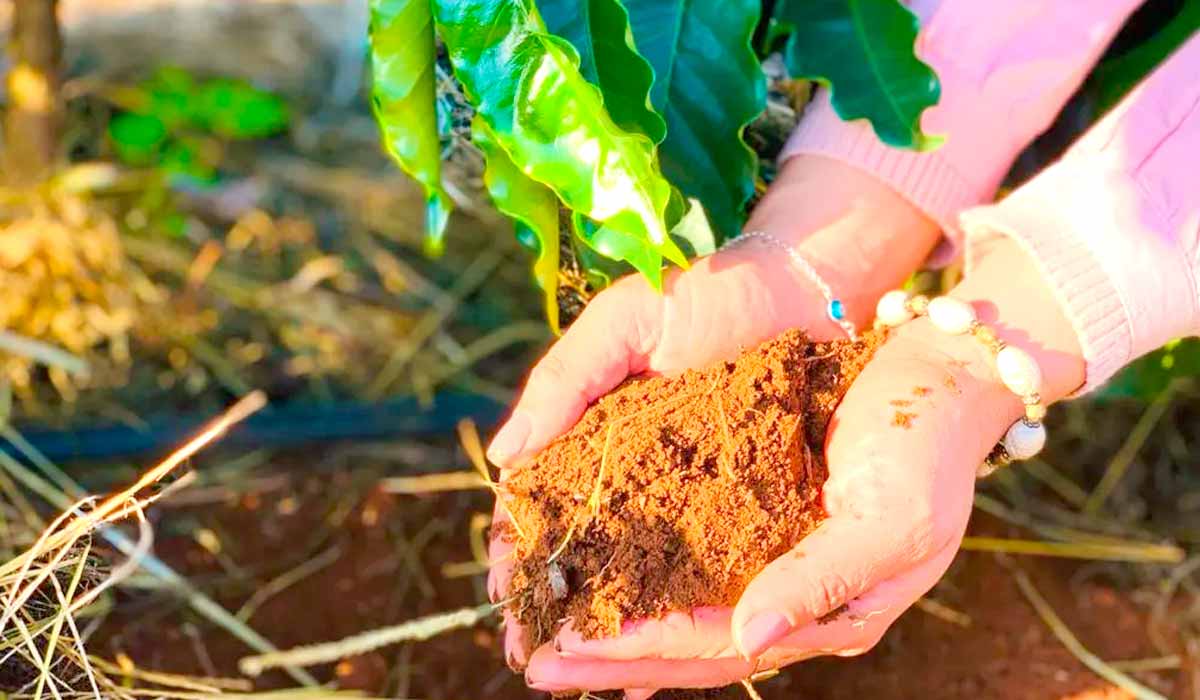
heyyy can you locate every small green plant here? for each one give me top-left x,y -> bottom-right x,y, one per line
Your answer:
108,67 -> 291,183
369,0 -> 942,329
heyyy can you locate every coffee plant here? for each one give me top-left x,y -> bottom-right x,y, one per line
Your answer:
368,0 -> 942,329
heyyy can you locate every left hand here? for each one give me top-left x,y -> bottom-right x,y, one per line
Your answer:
516,238 -> 1087,698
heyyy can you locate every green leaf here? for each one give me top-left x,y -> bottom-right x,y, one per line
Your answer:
625,0 -> 765,242
370,0 -> 454,253
196,79 -> 291,139
540,0 -> 665,142
472,117 -> 562,332
668,197 -> 718,258
1089,0 -> 1200,114
435,0 -> 686,288
109,113 -> 168,165
776,0 -> 942,150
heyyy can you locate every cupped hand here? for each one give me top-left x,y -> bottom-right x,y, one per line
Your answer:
516,238 -> 1086,697
485,155 -> 943,691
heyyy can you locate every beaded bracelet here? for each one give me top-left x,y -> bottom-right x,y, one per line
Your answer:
873,290 -> 1047,477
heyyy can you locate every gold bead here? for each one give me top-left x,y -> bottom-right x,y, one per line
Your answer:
908,295 -> 930,315
1025,403 -> 1047,423
972,324 -> 997,345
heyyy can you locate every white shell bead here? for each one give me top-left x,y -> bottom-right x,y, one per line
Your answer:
927,297 -> 976,335
875,290 -> 913,327
1004,420 -> 1046,460
996,345 -> 1043,396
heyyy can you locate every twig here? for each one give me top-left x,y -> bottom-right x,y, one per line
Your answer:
236,546 -> 342,622
457,419 -> 528,542
960,536 -> 1183,563
973,493 -> 1155,546
238,602 -> 500,676
381,471 -> 487,494
366,249 -> 505,399
1084,381 -> 1179,515
0,331 -> 89,377
1011,566 -> 1167,700
1022,458 -> 1089,508
740,678 -> 765,700
914,597 -> 972,628
1109,656 -> 1182,673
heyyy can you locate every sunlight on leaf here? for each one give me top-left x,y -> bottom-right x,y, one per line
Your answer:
435,0 -> 686,289
370,0 -> 454,253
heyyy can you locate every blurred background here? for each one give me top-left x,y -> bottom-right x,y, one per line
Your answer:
0,1 -> 1197,698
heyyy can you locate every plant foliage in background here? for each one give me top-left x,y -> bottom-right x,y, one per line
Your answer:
368,0 -> 941,325
108,67 -> 291,183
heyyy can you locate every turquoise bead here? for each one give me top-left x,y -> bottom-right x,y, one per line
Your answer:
828,300 -> 846,321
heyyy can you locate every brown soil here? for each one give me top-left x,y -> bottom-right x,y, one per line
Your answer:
502,329 -> 884,653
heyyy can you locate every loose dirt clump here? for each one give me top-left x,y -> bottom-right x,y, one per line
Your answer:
502,329 -> 884,655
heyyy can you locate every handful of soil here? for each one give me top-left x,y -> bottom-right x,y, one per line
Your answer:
501,329 -> 883,655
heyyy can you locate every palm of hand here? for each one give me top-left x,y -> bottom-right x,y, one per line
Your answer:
488,248 -> 1015,696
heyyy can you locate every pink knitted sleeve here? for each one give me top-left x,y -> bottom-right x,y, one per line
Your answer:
779,0 -> 1144,257
961,34 -> 1200,393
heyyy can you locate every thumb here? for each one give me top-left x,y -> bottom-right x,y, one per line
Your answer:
487,278 -> 663,468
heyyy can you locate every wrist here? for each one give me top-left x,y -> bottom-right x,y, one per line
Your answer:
884,236 -> 1086,434
746,155 -> 942,331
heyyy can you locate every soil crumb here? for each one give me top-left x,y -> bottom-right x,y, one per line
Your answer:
503,329 -> 884,656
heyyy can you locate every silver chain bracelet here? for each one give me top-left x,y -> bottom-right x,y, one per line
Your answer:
721,230 -> 858,340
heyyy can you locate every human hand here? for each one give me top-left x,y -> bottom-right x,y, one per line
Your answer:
484,157 -> 938,678
516,237 -> 1086,697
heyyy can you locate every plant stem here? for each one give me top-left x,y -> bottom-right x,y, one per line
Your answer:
5,0 -> 63,184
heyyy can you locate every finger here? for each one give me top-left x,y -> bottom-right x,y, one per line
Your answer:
534,542 -> 960,694
488,498 -> 529,670
554,536 -> 959,662
526,644 -> 754,694
732,347 -> 988,658
503,608 -> 530,670
486,497 -> 515,603
625,689 -> 656,700
553,607 -> 733,660
487,279 -> 662,468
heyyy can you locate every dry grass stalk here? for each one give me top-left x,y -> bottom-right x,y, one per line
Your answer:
238,602 -> 500,677
0,392 -> 277,698
1012,566 -> 1167,700
960,536 -> 1184,564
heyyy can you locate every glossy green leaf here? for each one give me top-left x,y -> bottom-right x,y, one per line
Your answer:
668,197 -> 718,258
626,0 -> 765,241
1089,0 -> 1200,114
776,0 -> 942,151
369,0 -> 453,253
540,0 -> 665,142
472,117 -> 561,332
435,0 -> 686,288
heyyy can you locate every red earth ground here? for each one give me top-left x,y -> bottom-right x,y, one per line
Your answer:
94,466 -> 1184,699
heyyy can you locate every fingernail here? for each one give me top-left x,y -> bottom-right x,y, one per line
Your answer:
737,611 -> 791,659
527,679 -> 575,693
487,411 -> 531,466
